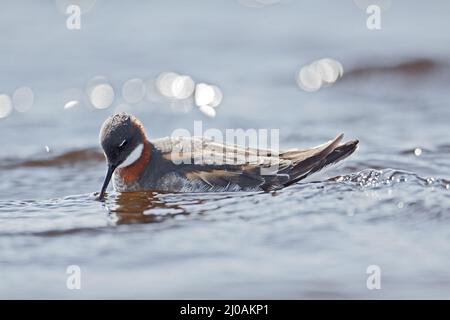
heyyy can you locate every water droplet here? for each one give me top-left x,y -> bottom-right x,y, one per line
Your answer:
62,88 -> 83,110
64,100 -> 80,109
45,145 -> 50,153
414,148 -> 422,156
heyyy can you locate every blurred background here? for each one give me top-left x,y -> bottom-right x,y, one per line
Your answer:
0,0 -> 449,299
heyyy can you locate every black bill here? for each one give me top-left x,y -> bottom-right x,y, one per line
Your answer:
98,164 -> 116,200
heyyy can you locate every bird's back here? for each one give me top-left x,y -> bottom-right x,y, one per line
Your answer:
129,134 -> 359,192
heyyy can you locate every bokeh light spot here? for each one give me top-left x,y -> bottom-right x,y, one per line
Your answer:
12,86 -> 34,113
297,58 -> 344,92
156,72 -> 180,98
89,84 -> 114,109
0,94 -> 13,119
210,85 -> 223,107
171,75 -> 195,99
198,105 -> 217,118
86,77 -> 115,109
122,78 -> 146,104
311,59 -> 341,84
195,83 -> 216,106
297,65 -> 322,92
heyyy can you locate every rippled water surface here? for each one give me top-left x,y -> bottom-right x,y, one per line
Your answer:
1,1 -> 450,298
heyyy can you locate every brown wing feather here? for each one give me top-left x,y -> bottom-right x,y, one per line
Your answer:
153,134 -> 357,191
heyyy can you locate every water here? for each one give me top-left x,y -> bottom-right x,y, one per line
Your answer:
1,0 -> 450,299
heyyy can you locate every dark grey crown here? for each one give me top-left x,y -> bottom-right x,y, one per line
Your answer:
99,112 -> 144,167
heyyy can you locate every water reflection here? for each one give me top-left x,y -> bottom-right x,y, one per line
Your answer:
107,190 -> 261,225
108,191 -> 189,225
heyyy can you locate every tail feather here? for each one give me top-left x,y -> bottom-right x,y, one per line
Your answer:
283,138 -> 359,187
321,139 -> 359,169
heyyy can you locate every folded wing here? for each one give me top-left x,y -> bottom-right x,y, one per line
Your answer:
152,134 -> 358,191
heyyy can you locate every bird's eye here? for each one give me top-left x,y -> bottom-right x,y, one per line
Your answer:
118,139 -> 127,149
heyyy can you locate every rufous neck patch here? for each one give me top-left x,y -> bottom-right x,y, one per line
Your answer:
116,140 -> 151,184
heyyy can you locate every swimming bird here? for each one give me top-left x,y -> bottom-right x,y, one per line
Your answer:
98,113 -> 359,199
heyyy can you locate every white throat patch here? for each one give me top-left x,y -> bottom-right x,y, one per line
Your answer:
118,143 -> 144,168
